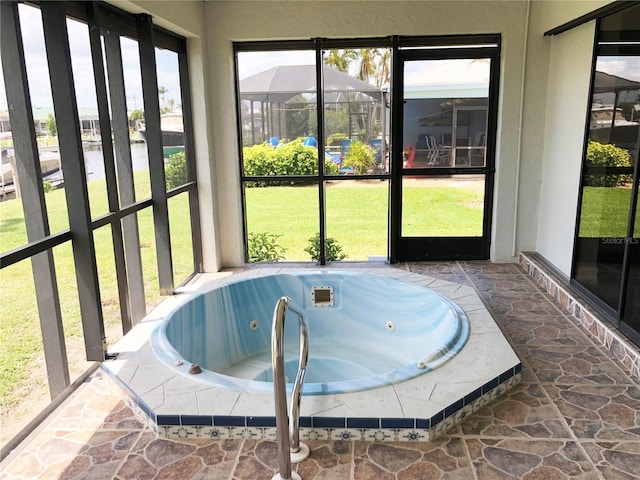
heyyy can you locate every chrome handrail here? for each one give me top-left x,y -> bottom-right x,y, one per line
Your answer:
271,296 -> 309,480
286,302 -> 308,454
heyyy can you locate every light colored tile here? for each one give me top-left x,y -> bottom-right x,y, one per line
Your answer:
195,388 -> 241,416
338,386 -> 404,417
330,429 -> 363,441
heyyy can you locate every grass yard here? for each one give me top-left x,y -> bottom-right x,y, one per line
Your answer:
244,178 -> 486,261
0,170 -> 194,425
579,186 -> 636,238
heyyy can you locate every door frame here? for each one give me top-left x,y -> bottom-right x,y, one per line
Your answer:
389,37 -> 501,262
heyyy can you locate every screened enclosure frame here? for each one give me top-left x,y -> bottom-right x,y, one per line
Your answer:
0,1 -> 201,452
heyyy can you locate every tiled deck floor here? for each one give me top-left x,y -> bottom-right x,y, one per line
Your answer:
2,261 -> 640,479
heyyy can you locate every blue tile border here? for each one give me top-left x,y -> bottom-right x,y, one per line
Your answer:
157,414 -> 180,426
247,416 -> 276,427
347,417 -> 379,429
182,414 -> 213,426
101,353 -> 522,441
381,418 -> 414,429
312,417 -> 345,428
213,415 -> 245,427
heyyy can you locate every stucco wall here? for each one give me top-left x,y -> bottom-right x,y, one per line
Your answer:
535,22 -> 596,275
539,0 -> 611,33
206,0 -> 530,266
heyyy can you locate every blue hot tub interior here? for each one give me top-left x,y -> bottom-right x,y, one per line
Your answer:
151,272 -> 469,395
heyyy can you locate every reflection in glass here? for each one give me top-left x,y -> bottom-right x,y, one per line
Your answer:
244,183 -> 319,261
574,54 -> 640,312
325,180 -> 388,260
322,48 -> 390,175
625,192 -> 640,333
403,59 -> 489,168
237,50 -> 318,176
401,176 -> 485,237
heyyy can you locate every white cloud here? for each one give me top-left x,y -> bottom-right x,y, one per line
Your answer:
597,57 -> 640,82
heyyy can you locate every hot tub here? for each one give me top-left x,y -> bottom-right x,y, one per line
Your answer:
150,271 -> 469,395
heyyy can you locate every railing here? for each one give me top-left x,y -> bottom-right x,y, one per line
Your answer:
271,296 -> 309,480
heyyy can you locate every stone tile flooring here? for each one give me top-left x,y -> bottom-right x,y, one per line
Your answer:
2,262 -> 640,479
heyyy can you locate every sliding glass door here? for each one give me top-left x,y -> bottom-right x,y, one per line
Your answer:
572,3 -> 640,344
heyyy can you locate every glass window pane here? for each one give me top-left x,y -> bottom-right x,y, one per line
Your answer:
401,175 -> 485,237
403,59 -> 490,169
322,47 -> 390,175
168,192 -> 194,285
574,53 -> 639,312
237,50 -> 318,176
325,180 -> 388,260
244,182 -> 319,261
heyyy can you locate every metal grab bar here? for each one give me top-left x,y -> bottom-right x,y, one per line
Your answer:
271,297 -> 309,480
286,302 -> 308,455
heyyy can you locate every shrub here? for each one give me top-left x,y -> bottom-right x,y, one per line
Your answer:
327,134 -> 349,146
341,139 -> 376,174
304,233 -> 347,261
247,232 -> 286,262
42,181 -> 54,193
165,150 -> 188,189
243,140 -> 339,186
585,140 -> 631,187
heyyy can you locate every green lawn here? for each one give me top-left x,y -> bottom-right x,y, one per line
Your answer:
245,181 -> 485,260
579,186 -> 637,238
0,171 -> 194,409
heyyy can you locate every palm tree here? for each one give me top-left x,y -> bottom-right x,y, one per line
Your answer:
157,86 -> 167,108
357,48 -> 378,83
323,49 -> 357,73
374,49 -> 391,87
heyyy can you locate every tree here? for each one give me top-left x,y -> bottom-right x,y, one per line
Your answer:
45,113 -> 57,137
158,86 -> 167,108
357,48 -> 377,83
129,109 -> 144,122
324,49 -> 357,73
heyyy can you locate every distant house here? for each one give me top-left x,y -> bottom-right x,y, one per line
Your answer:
1,106 -> 102,137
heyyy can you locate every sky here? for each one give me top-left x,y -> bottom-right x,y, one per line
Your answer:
1,4 -> 639,113
0,3 -> 182,113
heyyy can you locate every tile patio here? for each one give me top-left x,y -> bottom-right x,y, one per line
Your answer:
1,260 -> 639,479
